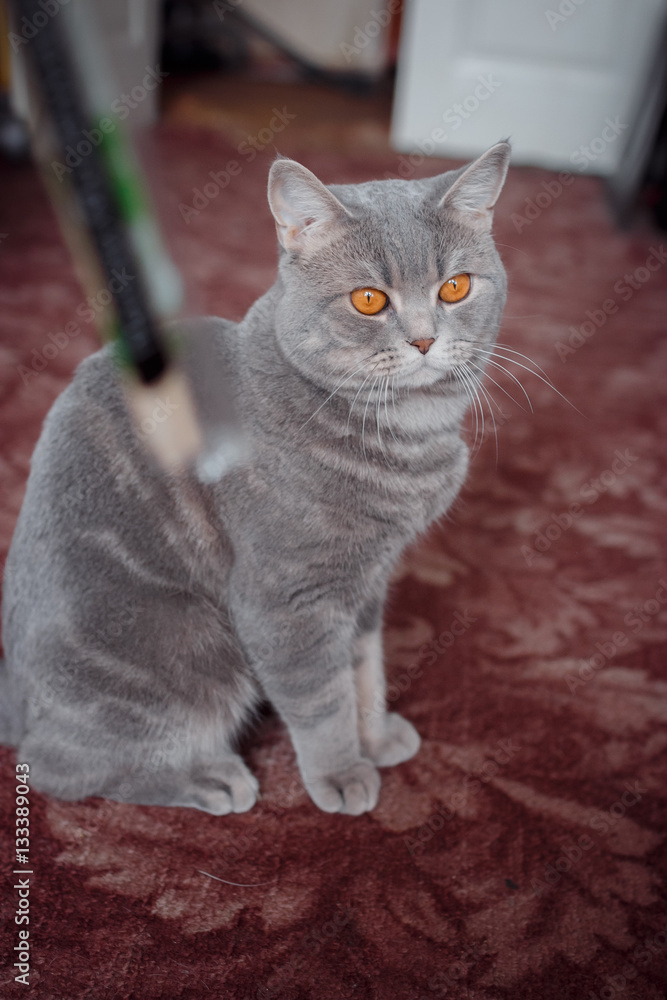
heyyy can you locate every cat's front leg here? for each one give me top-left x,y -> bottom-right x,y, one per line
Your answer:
354,624 -> 421,767
230,590 -> 380,814
283,667 -> 381,815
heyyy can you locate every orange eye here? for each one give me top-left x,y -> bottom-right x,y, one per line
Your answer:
350,287 -> 388,315
438,273 -> 471,303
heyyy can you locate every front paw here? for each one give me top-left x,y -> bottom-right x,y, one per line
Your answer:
362,712 -> 421,767
305,760 -> 381,815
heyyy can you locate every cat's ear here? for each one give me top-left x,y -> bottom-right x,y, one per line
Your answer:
437,140 -> 511,230
268,158 -> 351,252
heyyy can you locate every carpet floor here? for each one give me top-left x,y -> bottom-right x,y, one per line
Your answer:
1,126 -> 666,1000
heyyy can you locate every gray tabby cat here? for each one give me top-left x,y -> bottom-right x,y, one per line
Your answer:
0,140 -> 510,815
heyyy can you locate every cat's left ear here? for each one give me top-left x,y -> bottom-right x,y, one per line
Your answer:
268,158 -> 351,252
438,140 -> 511,230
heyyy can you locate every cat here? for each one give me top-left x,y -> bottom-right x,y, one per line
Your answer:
0,140 -> 510,815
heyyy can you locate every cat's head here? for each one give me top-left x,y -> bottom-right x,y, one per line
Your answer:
267,142 -> 510,397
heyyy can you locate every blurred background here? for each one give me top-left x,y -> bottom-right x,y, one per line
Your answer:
1,7 -> 667,999
2,0 -> 667,228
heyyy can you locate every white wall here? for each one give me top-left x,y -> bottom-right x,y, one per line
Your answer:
391,0 -> 667,174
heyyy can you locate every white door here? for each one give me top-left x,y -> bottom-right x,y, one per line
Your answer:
391,0 -> 667,174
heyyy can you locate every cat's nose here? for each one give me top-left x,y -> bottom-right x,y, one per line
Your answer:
410,338 -> 436,355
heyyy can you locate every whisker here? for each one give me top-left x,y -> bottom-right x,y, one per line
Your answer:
463,362 -> 498,463
470,340 -> 581,413
345,363 -> 381,439
493,242 -> 530,258
476,354 -> 534,412
362,375 -> 380,463
384,376 -> 399,444
475,378 -> 500,462
458,372 -> 480,454
488,350 -> 583,415
454,363 -> 483,456
456,364 -> 481,454
462,362 -> 493,458
197,870 -> 274,888
468,355 -> 532,412
300,356 -> 375,429
375,377 -> 386,455
487,342 -> 553,381
467,368 -> 487,454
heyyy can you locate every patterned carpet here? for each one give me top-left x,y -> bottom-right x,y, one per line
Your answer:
1,126 -> 666,1000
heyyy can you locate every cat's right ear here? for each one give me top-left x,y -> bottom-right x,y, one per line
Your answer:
437,140 -> 511,231
268,159 -> 351,252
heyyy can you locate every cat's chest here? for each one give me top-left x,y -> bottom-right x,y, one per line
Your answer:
227,386 -> 469,553
296,430 -> 468,539
316,389 -> 466,508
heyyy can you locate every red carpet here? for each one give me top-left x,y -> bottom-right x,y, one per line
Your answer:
1,127 -> 666,999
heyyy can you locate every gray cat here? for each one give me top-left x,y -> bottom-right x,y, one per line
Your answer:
0,141 -> 510,815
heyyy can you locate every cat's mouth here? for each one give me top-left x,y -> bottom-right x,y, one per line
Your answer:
338,342 -> 483,391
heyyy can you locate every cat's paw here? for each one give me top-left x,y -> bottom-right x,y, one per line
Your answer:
181,757 -> 260,815
305,760 -> 381,815
362,712 -> 421,767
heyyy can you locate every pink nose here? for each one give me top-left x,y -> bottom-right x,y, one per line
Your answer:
411,338 -> 435,355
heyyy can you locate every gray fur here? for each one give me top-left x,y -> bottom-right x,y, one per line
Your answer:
0,142 -> 510,814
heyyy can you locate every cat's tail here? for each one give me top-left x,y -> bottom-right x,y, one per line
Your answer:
0,659 -> 19,746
